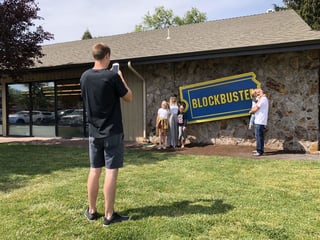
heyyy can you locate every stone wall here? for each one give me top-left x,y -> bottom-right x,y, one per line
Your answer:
143,50 -> 320,152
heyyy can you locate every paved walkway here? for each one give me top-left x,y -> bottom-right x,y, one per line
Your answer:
0,136 -> 86,145
0,136 -> 74,143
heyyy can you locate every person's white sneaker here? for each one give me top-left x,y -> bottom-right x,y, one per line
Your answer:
252,152 -> 263,156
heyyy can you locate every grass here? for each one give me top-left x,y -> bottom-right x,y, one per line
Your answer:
0,144 -> 320,240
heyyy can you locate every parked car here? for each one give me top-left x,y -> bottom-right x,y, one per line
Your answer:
9,111 -> 54,124
9,111 -> 30,124
58,109 -> 74,119
37,111 -> 55,124
59,109 -> 84,127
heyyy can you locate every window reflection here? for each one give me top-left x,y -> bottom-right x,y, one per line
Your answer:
7,82 -> 57,137
31,82 -> 55,137
0,84 -> 2,135
57,79 -> 87,137
6,80 -> 88,138
8,84 -> 30,136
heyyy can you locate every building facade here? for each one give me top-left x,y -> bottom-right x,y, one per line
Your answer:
0,10 -> 319,152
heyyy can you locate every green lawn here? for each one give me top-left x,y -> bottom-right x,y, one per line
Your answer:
0,144 -> 319,240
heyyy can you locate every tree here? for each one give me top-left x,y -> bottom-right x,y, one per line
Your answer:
174,7 -> 207,26
274,0 -> 320,30
82,29 -> 93,40
0,0 -> 53,79
135,6 -> 174,31
135,6 -> 207,32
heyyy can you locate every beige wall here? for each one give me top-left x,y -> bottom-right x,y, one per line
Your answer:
121,68 -> 144,142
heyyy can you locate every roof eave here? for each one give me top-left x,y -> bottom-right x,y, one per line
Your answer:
32,40 -> 320,71
124,40 -> 320,65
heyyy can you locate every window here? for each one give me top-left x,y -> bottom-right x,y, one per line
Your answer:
56,79 -> 87,137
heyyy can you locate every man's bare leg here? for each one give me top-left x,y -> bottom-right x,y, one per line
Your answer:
104,168 -> 118,219
87,167 -> 102,213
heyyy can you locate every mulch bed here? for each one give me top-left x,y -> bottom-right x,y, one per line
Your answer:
2,137 -> 318,160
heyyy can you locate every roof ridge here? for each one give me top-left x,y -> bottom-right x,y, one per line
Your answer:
204,9 -> 294,23
37,9 -> 320,68
43,10 -> 297,47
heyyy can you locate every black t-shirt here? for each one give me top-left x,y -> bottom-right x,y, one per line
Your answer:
177,111 -> 187,127
80,69 -> 128,138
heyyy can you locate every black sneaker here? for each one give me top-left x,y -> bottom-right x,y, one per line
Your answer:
84,208 -> 98,221
103,212 -> 130,227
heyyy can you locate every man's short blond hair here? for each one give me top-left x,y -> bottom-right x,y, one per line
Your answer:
92,43 -> 111,60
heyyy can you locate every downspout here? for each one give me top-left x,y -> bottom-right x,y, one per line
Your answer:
128,61 -> 147,140
2,83 -> 7,136
318,55 -> 320,151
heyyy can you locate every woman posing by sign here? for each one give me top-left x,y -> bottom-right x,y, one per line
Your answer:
168,96 -> 179,148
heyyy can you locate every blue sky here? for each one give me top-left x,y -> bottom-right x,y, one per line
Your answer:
37,0 -> 285,45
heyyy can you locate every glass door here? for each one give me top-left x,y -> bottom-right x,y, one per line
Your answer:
31,82 -> 56,137
0,84 -> 2,135
56,79 -> 86,137
7,83 -> 31,136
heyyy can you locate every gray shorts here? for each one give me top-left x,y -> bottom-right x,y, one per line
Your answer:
89,134 -> 124,169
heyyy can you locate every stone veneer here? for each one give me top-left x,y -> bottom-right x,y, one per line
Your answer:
143,50 -> 320,153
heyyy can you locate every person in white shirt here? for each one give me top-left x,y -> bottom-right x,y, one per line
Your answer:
156,100 -> 169,149
249,88 -> 269,156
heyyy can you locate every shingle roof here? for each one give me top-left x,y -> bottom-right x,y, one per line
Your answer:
37,10 -> 320,68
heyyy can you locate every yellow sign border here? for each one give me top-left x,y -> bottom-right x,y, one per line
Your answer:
179,72 -> 261,124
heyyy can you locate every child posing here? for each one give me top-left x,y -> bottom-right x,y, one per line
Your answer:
248,89 -> 258,130
156,100 -> 169,149
177,104 -> 187,148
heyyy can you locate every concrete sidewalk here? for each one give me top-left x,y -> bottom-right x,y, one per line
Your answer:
0,136 -> 72,143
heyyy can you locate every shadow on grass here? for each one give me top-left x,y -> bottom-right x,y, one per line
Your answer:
125,149 -> 172,165
264,150 -> 306,155
0,145 -> 172,192
126,199 -> 234,220
0,144 -> 89,192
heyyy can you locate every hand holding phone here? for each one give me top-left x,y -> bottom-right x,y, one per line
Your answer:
112,63 -> 119,73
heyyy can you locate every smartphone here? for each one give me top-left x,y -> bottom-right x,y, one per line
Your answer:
112,63 -> 119,73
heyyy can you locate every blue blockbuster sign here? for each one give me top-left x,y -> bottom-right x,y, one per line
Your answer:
179,72 -> 261,124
